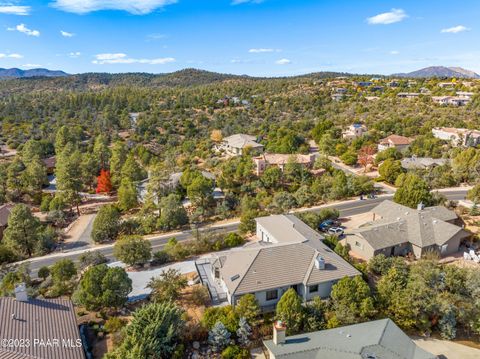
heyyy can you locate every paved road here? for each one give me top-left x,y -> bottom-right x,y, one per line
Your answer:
22,190 -> 468,276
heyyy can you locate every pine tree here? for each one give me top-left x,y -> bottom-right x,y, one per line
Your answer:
236,317 -> 251,347
208,321 -> 231,352
96,169 -> 113,194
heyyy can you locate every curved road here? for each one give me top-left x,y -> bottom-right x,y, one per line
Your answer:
23,190 -> 468,276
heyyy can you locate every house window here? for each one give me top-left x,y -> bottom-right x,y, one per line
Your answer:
266,289 -> 278,301
309,285 -> 319,293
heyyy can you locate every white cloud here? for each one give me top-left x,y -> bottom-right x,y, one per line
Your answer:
22,63 -> 42,68
248,48 -> 280,53
275,58 -> 291,65
147,33 -> 167,40
441,25 -> 470,34
92,53 -> 175,65
232,0 -> 264,5
367,9 -> 407,25
69,51 -> 81,58
7,23 -> 40,36
0,5 -> 30,15
0,53 -> 23,59
60,30 -> 75,37
51,0 -> 177,15
390,50 -> 400,55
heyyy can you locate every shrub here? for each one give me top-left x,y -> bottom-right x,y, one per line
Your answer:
104,317 -> 127,333
221,345 -> 250,359
224,233 -> 244,248
190,285 -> 210,306
38,266 -> 50,280
152,250 -> 171,266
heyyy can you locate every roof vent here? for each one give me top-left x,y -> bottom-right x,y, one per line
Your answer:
230,274 -> 240,281
314,256 -> 325,270
346,334 -> 351,338
417,202 -> 425,211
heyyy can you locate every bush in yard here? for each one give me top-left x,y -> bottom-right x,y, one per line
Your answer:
92,205 -> 121,243
151,250 -> 171,266
276,288 -> 304,334
201,306 -> 239,333
78,251 -> 108,270
221,345 -> 250,359
148,268 -> 187,302
236,317 -> 252,347
209,321 -> 231,352
113,235 -> 152,267
51,259 -> 77,285
104,317 -> 127,333
224,233 -> 244,248
37,266 -> 50,280
190,285 -> 210,306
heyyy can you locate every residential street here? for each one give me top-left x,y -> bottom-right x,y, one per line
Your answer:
20,189 -> 468,277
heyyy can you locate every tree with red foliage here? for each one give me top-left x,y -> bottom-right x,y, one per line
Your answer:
96,169 -> 113,194
358,145 -> 376,172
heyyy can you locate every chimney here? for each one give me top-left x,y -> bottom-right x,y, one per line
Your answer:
14,283 -> 28,302
273,320 -> 286,345
314,255 -> 326,270
417,202 -> 425,211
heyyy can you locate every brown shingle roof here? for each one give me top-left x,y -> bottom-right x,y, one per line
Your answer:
0,298 -> 85,359
380,134 -> 412,146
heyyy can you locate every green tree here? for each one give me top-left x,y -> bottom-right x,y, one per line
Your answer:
91,205 -> 121,243
467,184 -> 480,203
148,268 -> 187,302
51,259 -> 77,284
110,141 -> 128,187
276,288 -> 304,334
73,264 -> 132,311
55,144 -> 83,214
158,194 -> 189,230
37,266 -> 50,280
186,175 -> 214,213
113,235 -> 152,267
235,294 -> 260,325
121,153 -> 146,182
378,159 -> 404,184
209,321 -> 231,352
93,134 -> 111,170
22,157 -> 47,194
107,302 -> 184,359
340,150 -> 358,166
330,276 -> 375,325
118,178 -> 138,211
261,166 -> 283,190
393,173 -> 433,208
3,204 -> 41,258
6,157 -> 25,200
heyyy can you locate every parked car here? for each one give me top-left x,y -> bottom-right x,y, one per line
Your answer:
328,227 -> 344,236
318,219 -> 341,232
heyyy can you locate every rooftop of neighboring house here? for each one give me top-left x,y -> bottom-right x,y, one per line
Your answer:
349,200 -> 468,250
253,153 -> 315,166
379,134 -> 412,146
42,156 -> 56,168
0,203 -> 13,227
433,127 -> 480,137
0,296 -> 85,359
263,318 -> 436,359
223,133 -> 264,149
400,157 -> 449,170
212,214 -> 359,296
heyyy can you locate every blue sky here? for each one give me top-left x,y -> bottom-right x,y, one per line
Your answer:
0,0 -> 479,76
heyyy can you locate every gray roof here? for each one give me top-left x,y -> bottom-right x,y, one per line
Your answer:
263,319 -> 436,359
0,203 -> 13,227
401,157 -> 448,170
214,215 -> 359,296
223,134 -> 264,149
0,297 -> 85,359
350,201 -> 468,250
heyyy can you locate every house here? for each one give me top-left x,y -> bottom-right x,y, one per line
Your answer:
387,80 -> 400,87
438,82 -> 455,89
42,156 -> 56,174
197,214 -> 359,311
397,92 -> 420,99
331,93 -> 351,101
342,123 -> 367,140
218,134 -> 264,156
378,134 -> 412,152
0,203 -> 13,239
432,96 -> 471,106
0,284 -> 85,359
432,127 -> 480,147
345,200 -> 469,260
456,91 -> 475,98
263,318 -> 436,359
420,87 -> 431,94
357,81 -> 373,87
253,153 -> 317,176
400,156 -> 449,170
136,170 -> 216,203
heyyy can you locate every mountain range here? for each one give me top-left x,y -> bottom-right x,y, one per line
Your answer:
0,68 -> 69,78
0,66 -> 479,82
393,66 -> 480,79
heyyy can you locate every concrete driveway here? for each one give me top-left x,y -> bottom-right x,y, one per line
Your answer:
413,338 -> 480,359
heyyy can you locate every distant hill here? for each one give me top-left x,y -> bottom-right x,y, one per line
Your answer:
393,66 -> 480,79
0,68 -> 69,78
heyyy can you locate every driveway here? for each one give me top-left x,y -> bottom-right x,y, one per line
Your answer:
413,338 -> 480,359
62,213 -> 96,251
